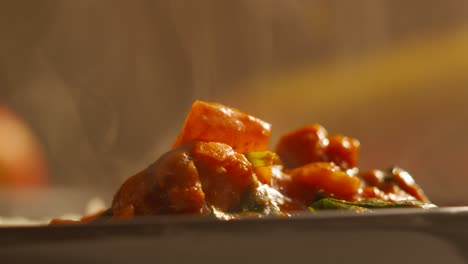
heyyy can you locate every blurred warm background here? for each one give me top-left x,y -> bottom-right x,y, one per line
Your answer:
0,0 -> 467,217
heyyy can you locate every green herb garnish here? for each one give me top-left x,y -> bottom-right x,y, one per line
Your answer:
310,198 -> 436,213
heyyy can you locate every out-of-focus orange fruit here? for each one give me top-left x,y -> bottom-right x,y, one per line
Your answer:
0,106 -> 48,188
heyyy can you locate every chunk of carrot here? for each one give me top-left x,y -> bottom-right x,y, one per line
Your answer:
290,162 -> 360,199
173,101 -> 271,153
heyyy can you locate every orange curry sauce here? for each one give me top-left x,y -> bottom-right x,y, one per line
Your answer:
51,101 -> 431,224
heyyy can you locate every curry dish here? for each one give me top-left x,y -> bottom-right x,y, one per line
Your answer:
51,101 -> 435,224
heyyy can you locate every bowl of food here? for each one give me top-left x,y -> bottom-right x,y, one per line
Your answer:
3,101 -> 467,263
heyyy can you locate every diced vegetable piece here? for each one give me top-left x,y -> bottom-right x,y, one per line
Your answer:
360,169 -> 385,186
275,124 -> 328,169
173,101 -> 271,153
325,134 -> 360,169
290,162 -> 360,199
389,167 -> 430,202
